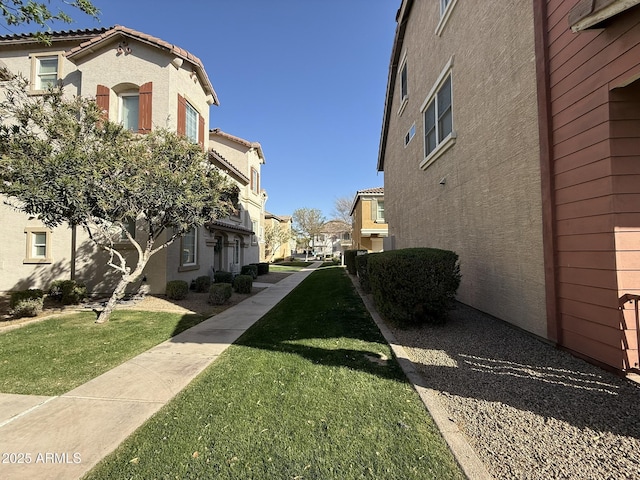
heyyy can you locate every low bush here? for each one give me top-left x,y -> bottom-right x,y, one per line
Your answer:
241,264 -> 258,279
194,275 -> 212,293
166,280 -> 189,300
48,280 -> 86,305
355,253 -> 371,293
208,283 -> 232,305
256,262 -> 269,275
214,271 -> 233,284
368,248 -> 461,326
233,274 -> 253,294
10,289 -> 44,318
344,249 -> 367,275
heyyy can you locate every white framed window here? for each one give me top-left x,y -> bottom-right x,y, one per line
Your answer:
376,201 -> 385,223
234,239 -> 240,265
120,93 -> 139,131
397,51 -> 408,116
252,220 -> 258,245
29,53 -> 63,92
181,227 -> 197,267
436,0 -> 459,36
185,101 -> 199,143
420,57 -> 456,170
404,123 -> 416,146
251,167 -> 259,195
24,228 -> 52,264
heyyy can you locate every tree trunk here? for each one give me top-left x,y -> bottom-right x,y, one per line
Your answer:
95,275 -> 130,324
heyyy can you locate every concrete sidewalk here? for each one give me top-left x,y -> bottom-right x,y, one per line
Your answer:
0,262 -> 322,480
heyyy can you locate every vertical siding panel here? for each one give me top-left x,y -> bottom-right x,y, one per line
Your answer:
547,0 -> 640,371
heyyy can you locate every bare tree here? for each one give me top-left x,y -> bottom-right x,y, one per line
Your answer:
292,208 -> 325,261
264,222 -> 293,262
332,195 -> 353,226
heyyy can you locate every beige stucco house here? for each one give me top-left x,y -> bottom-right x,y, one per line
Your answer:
349,188 -> 387,252
0,25 -> 263,296
208,128 -> 267,273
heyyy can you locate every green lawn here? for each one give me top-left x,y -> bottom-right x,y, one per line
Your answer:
0,311 -> 204,395
269,262 -> 312,272
84,267 -> 464,480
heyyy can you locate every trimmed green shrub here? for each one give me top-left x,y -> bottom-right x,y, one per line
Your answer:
369,248 -> 461,326
10,289 -> 44,318
194,275 -> 212,293
48,280 -> 86,305
233,274 -> 253,294
256,262 -> 269,275
241,264 -> 258,279
355,252 -> 371,293
214,271 -> 233,284
344,249 -> 367,275
208,283 -> 232,305
166,280 -> 189,300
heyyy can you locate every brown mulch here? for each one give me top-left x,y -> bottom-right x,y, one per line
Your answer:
0,271 -> 292,330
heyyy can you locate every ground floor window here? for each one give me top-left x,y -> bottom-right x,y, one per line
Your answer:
24,227 -> 52,264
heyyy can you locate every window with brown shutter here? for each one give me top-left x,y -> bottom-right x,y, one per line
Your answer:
138,82 -> 152,133
96,85 -> 110,118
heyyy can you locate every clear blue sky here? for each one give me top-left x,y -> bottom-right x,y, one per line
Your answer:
3,0 -> 398,220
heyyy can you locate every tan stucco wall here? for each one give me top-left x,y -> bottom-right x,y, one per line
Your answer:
0,206 -> 72,292
382,0 -> 546,336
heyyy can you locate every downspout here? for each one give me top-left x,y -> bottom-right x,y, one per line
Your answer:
70,224 -> 76,280
533,0 -> 561,344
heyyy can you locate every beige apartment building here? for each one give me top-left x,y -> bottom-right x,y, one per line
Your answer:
0,26 -> 263,295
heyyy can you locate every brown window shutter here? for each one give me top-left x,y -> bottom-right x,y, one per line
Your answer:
138,82 -> 153,133
96,85 -> 110,118
177,94 -> 186,136
198,114 -> 205,149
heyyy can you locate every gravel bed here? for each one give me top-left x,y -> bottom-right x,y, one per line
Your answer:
385,302 -> 640,480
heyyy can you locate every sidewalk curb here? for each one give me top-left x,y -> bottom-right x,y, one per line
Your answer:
348,273 -> 493,480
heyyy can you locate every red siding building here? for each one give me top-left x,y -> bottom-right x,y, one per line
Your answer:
534,0 -> 640,370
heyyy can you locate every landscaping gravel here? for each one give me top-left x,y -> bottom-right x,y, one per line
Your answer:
384,302 -> 640,480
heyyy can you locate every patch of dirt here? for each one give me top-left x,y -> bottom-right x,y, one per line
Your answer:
0,271 -> 292,330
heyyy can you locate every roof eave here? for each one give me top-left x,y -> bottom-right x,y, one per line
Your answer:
378,0 -> 414,172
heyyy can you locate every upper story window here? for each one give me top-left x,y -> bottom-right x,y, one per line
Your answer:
120,93 -> 139,131
420,57 -> 455,170
177,93 -> 204,148
251,167 -> 260,195
185,101 -> 198,143
29,52 -> 64,92
404,123 -> 416,146
436,0 -> 459,36
397,51 -> 408,116
376,200 -> 385,223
